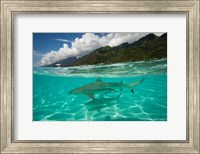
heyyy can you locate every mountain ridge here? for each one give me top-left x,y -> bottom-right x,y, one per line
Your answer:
43,56 -> 77,67
71,33 -> 167,66
43,33 -> 167,67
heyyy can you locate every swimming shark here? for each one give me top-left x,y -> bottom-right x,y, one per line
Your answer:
68,78 -> 144,100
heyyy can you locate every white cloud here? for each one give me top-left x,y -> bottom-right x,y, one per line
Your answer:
105,32 -> 148,47
40,44 -> 73,65
40,32 -> 164,66
55,39 -> 72,43
33,50 -> 43,57
154,32 -> 165,36
33,50 -> 44,67
71,33 -> 103,57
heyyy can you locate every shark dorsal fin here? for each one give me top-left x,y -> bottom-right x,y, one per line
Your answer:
96,78 -> 102,82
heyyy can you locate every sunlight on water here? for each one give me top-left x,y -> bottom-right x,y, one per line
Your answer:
33,59 -> 167,121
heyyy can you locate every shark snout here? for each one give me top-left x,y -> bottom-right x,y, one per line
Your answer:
68,90 -> 73,94
68,89 -> 78,94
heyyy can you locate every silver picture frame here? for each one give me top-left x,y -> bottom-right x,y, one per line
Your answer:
0,0 -> 199,153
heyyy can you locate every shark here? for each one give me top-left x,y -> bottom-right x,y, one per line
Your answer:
68,78 -> 145,100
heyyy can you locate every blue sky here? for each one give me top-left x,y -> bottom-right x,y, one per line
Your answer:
33,32 -> 164,67
33,33 -> 109,66
33,33 -> 82,52
33,33 -> 108,53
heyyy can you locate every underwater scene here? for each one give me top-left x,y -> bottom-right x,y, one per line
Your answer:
33,59 -> 167,121
33,32 -> 167,121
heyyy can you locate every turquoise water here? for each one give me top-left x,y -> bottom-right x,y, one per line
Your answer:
33,59 -> 167,121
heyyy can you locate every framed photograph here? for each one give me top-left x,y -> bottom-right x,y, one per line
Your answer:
33,32 -> 167,122
0,0 -> 199,153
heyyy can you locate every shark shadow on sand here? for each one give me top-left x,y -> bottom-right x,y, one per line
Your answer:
85,93 -> 121,112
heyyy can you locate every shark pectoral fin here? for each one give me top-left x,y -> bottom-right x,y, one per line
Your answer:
86,93 -> 95,100
128,78 -> 145,88
131,89 -> 134,93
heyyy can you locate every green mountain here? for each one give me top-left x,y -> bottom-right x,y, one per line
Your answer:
43,57 -> 77,67
70,33 -> 167,66
44,33 -> 167,67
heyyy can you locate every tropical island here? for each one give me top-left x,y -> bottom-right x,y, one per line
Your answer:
43,33 -> 167,67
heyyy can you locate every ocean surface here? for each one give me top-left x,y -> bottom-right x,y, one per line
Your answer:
33,59 -> 167,121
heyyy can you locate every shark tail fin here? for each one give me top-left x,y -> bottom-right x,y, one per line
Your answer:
127,78 -> 145,88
